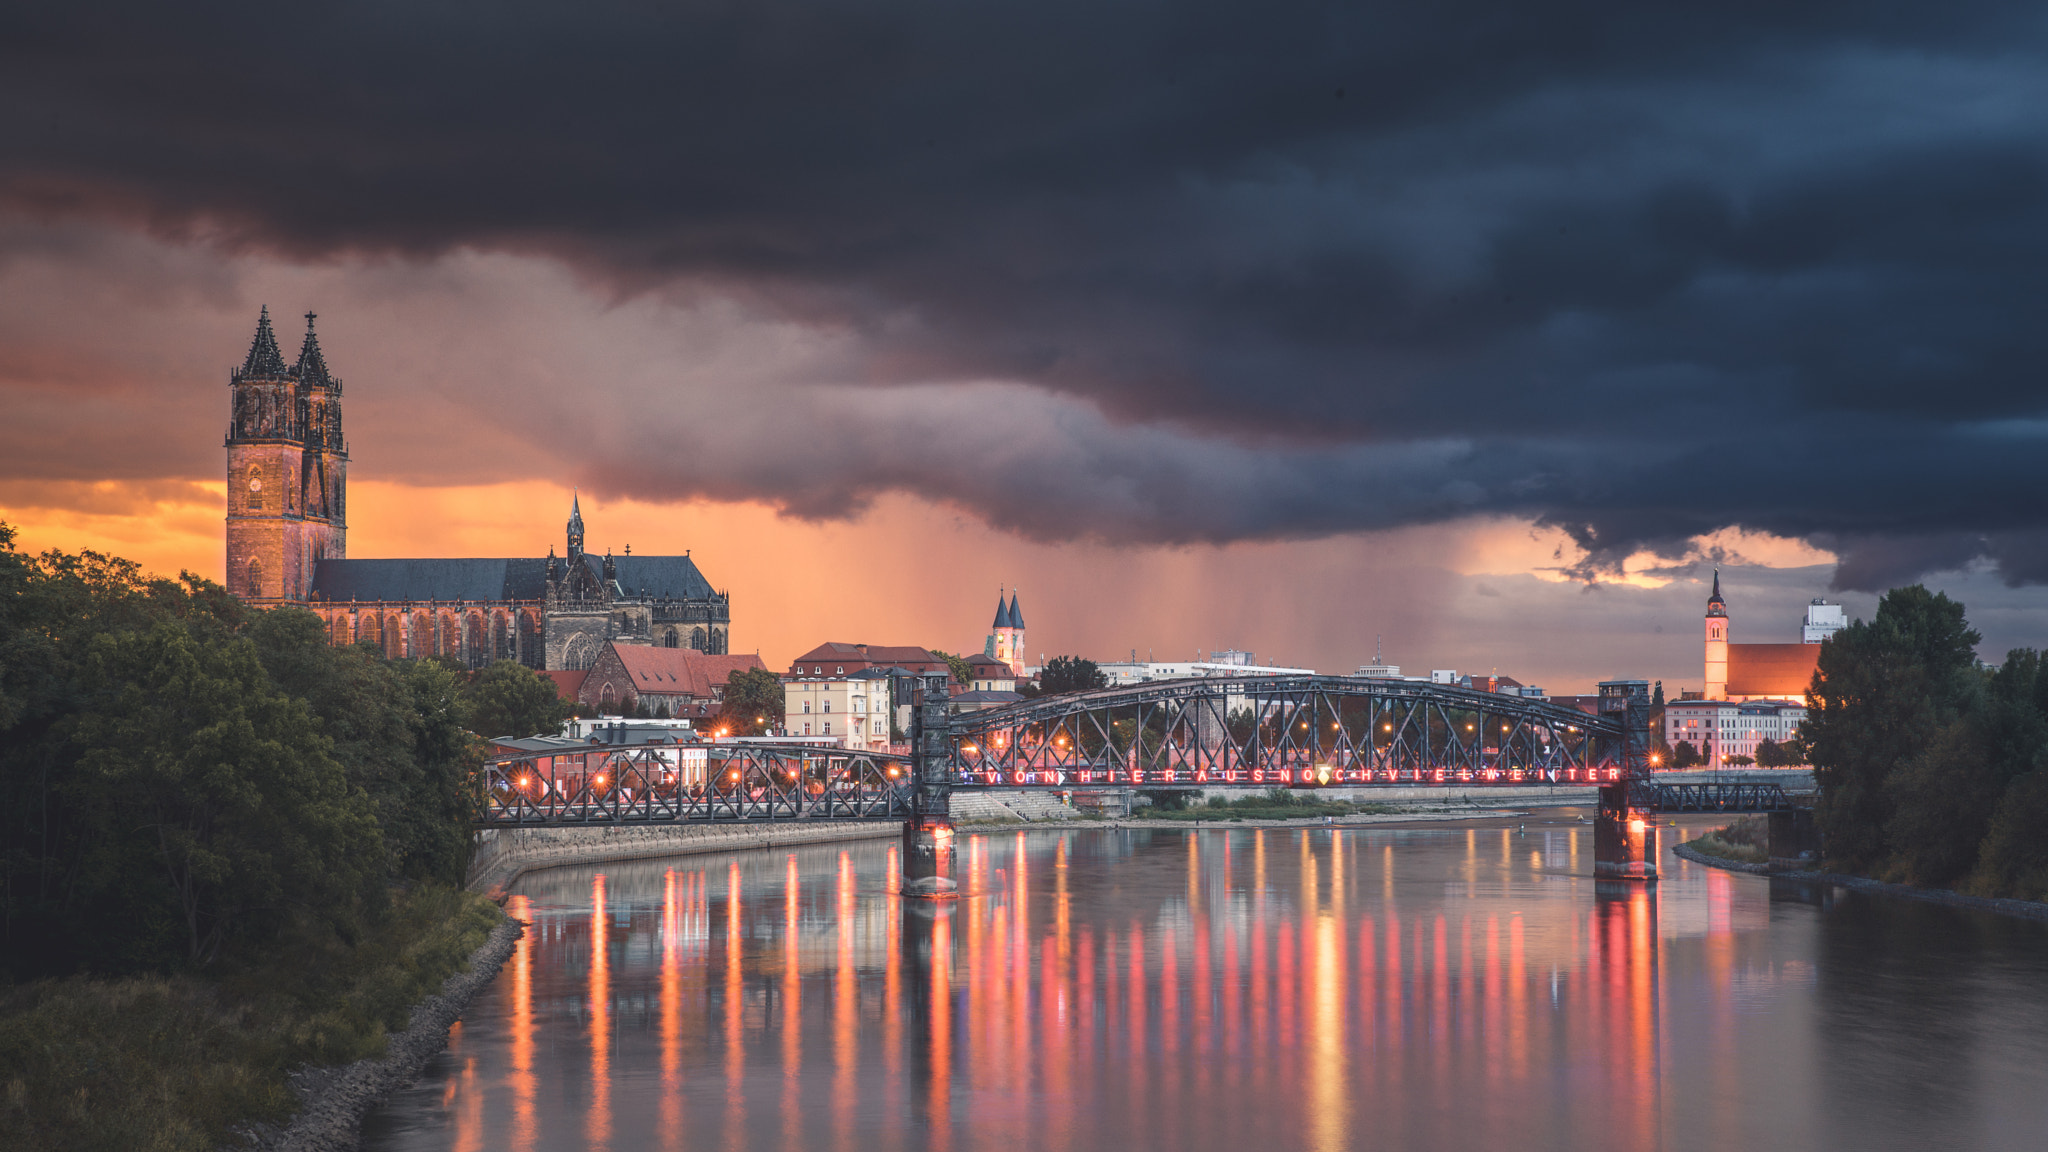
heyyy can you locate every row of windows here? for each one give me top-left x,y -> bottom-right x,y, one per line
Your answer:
799,698 -> 871,713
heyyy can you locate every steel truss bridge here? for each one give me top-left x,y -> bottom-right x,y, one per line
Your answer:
476,676 -> 1793,827
946,675 -> 1623,787
481,742 -> 918,826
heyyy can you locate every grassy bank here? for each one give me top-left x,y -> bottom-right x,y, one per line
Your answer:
1683,815 -> 1769,865
1138,788 -> 1399,822
0,886 -> 501,1152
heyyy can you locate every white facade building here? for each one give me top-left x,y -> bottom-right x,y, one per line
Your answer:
1802,599 -> 1848,643
1664,699 -> 1806,767
1095,658 -> 1316,687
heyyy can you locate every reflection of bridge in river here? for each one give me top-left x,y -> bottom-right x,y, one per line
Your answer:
405,825 -> 1826,1151
477,676 -> 1800,881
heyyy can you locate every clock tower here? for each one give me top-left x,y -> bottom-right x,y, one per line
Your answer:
1704,569 -> 1729,700
224,307 -> 347,602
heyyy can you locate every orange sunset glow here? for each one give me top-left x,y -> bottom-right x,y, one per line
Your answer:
2,466 -> 1859,690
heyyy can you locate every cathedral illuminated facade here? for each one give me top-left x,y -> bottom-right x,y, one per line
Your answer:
224,309 -> 730,670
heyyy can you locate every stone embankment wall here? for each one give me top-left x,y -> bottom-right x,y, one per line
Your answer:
467,822 -> 898,897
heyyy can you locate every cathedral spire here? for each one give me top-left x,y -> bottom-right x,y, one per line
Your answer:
294,311 -> 334,391
241,306 -> 288,378
1707,568 -> 1727,618
567,492 -> 585,561
1008,590 -> 1024,629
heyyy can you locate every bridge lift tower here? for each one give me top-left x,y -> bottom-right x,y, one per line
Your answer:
1594,679 -> 1657,881
902,672 -> 959,898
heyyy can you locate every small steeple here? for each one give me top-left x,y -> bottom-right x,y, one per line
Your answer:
1706,568 -> 1727,618
1008,590 -> 1024,629
294,311 -> 334,390
992,587 -> 1011,630
567,492 -> 585,560
240,306 -> 288,378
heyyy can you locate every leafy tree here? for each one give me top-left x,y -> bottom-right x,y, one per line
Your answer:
248,609 -> 488,885
1650,739 -> 1674,769
1755,738 -> 1786,768
1806,586 -> 1980,872
1972,767 -> 2048,900
1652,680 -> 1665,708
715,667 -> 784,736
1671,740 -> 1701,769
0,526 -> 512,981
929,649 -> 975,686
463,659 -> 572,737
1725,754 -> 1755,767
74,620 -> 382,965
1039,655 -> 1107,695
1,530 -> 250,974
1885,649 -> 2044,886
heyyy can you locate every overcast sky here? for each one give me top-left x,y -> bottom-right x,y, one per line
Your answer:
3,1 -> 2045,686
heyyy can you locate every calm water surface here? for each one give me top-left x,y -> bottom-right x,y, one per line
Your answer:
364,814 -> 2048,1151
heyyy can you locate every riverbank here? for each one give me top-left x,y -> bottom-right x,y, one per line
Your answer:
1674,841 -> 2048,923
242,916 -> 523,1152
0,886 -> 502,1152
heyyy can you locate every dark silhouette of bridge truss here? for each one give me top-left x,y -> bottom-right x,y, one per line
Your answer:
481,742 -> 916,826
947,675 -> 1622,787
475,676 -> 1794,826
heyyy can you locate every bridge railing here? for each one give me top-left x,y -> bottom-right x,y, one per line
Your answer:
477,742 -> 915,826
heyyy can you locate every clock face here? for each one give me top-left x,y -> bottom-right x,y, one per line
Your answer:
249,475 -> 263,492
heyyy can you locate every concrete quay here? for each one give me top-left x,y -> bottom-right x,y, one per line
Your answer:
467,822 -> 899,897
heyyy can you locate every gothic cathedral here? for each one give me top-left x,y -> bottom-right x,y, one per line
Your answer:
223,309 -> 732,670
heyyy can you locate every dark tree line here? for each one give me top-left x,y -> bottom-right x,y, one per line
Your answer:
1806,586 -> 2048,899
0,526 -> 564,978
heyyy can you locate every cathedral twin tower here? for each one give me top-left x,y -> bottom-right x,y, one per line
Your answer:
222,308 -> 732,670
224,306 -> 347,602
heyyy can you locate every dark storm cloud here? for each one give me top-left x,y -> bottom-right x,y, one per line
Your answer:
6,0 -> 2048,582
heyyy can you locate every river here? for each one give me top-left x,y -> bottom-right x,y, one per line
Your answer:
364,813 -> 2048,1151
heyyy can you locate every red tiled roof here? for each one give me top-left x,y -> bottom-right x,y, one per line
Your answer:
788,641 -> 944,669
540,670 -> 587,701
864,645 -> 944,664
1727,644 -> 1820,699
791,642 -> 871,663
610,647 -> 768,699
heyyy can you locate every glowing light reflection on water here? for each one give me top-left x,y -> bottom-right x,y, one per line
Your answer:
368,817 -> 2048,1152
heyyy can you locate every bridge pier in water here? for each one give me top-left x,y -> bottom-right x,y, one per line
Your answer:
901,816 -> 958,898
1594,783 -> 1657,880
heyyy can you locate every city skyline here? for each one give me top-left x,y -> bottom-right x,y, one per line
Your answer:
5,1 -> 2047,689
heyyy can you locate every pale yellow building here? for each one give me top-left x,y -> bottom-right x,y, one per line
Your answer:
782,668 -> 893,750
